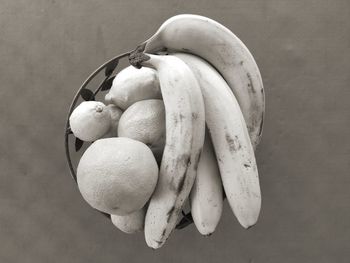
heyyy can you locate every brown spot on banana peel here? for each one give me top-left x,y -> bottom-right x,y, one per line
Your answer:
225,133 -> 242,153
161,229 -> 166,238
246,72 -> 256,94
168,154 -> 191,193
157,229 -> 172,248
166,206 -> 176,222
193,149 -> 202,171
225,133 -> 234,151
192,112 -> 198,120
172,114 -> 179,126
245,224 -> 254,230
258,112 -> 264,137
177,175 -> 187,195
166,206 -> 181,224
179,113 -> 185,122
155,240 -> 163,247
168,177 -> 177,193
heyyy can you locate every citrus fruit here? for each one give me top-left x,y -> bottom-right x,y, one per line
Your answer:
111,206 -> 146,234
105,66 -> 161,110
117,99 -> 165,161
69,101 -> 111,141
77,137 -> 158,215
103,104 -> 123,137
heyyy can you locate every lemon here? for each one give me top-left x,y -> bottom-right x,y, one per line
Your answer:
105,66 -> 161,110
117,99 -> 165,161
77,137 -> 158,215
69,101 -> 111,141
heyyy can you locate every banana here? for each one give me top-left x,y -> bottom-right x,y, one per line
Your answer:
129,53 -> 205,249
190,129 -> 223,236
174,52 -> 261,228
111,207 -> 146,234
105,66 -> 161,110
137,14 -> 264,149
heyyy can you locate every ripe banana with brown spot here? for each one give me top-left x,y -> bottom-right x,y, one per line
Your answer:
130,53 -> 205,249
190,129 -> 223,236
174,52 -> 261,228
137,14 -> 264,148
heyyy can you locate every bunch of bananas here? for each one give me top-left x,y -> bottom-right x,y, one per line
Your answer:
70,14 -> 264,249
128,14 -> 264,248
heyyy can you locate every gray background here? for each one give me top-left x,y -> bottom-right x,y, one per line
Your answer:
1,0 -> 350,262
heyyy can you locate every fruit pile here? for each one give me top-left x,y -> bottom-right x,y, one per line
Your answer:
68,14 -> 264,249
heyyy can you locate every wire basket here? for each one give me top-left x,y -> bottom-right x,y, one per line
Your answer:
64,50 -> 193,230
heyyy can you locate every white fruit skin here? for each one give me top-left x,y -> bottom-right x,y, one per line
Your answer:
69,101 -> 111,142
141,54 -> 205,249
111,207 -> 146,234
190,131 -> 223,236
175,53 -> 261,228
103,104 -> 123,138
105,66 -> 161,110
142,14 -> 265,149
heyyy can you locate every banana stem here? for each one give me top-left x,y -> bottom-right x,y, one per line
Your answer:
129,43 -> 150,68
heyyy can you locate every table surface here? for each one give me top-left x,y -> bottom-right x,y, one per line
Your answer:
1,0 -> 350,262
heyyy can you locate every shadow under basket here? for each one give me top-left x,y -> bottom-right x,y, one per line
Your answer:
64,51 -> 193,230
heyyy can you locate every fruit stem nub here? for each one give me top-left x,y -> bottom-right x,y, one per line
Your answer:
129,43 -> 150,69
95,105 -> 103,112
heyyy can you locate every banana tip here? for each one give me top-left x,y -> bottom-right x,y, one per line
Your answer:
146,239 -> 163,249
242,219 -> 258,230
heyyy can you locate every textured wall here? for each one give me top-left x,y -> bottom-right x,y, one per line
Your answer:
1,0 -> 350,262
